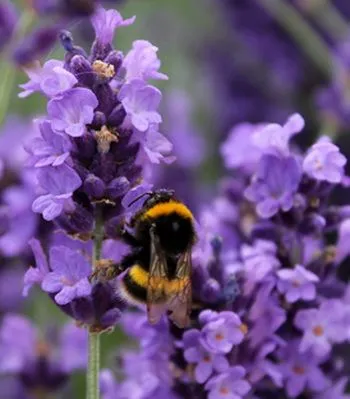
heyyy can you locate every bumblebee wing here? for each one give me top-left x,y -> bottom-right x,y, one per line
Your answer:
147,225 -> 168,325
168,248 -> 192,328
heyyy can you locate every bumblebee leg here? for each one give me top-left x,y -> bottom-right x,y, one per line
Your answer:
90,259 -> 123,283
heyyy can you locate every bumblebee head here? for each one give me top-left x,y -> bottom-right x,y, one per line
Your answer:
128,189 -> 175,209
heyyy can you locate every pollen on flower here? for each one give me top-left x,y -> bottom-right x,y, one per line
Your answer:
60,276 -> 74,286
215,333 -> 224,341
323,246 -> 337,264
309,197 -> 320,208
92,60 -> 115,79
219,386 -> 230,395
292,280 -> 300,287
239,323 -> 248,335
203,354 -> 211,363
95,125 -> 119,154
36,340 -> 50,357
312,325 -> 324,336
292,365 -> 305,375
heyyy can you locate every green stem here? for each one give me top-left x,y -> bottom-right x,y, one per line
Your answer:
0,9 -> 34,126
257,0 -> 332,78
86,207 -> 103,399
0,64 -> 15,126
87,332 -> 101,399
307,1 -> 349,41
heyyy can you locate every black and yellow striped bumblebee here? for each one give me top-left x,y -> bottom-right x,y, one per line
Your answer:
99,189 -> 196,328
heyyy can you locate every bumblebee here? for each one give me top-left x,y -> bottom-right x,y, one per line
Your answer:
107,189 -> 196,328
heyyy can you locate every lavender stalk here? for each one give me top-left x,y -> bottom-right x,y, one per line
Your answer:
257,0 -> 332,77
87,209 -> 103,399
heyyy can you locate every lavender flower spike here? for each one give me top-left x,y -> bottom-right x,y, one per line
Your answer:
0,0 -> 17,52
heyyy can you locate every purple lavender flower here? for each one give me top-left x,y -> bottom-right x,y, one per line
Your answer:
0,268 -> 24,313
252,113 -> 304,156
165,90 -> 206,168
60,323 -> 88,372
200,311 -> 246,354
221,123 -> 263,171
245,154 -> 302,218
26,120 -> 72,167
0,314 -> 87,394
119,79 -> 162,132
134,125 -> 174,165
315,378 -> 350,399
121,182 -> 154,215
248,282 -> 286,348
183,329 -> 229,383
0,0 -> 17,52
303,137 -> 347,183
0,314 -> 36,373
13,25 -> 60,66
123,40 -> 168,82
91,7 -> 135,46
23,238 -> 49,296
204,366 -> 251,399
41,246 -> 92,305
100,369 -> 119,399
247,340 -> 283,387
241,240 -> 280,290
336,218 -> 350,263
19,60 -> 78,98
48,88 -> 98,137
277,264 -> 319,303
32,164 -> 82,220
294,300 -> 347,357
278,341 -> 329,398
0,184 -> 37,257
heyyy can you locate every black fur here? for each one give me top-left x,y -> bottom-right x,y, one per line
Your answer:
122,271 -> 147,302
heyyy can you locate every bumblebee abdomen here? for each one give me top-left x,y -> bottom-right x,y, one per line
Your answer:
119,264 -> 190,305
119,265 -> 148,304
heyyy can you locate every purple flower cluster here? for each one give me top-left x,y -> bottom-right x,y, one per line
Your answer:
0,314 -> 87,396
101,314 -> 176,399
103,112 -> 350,398
2,0 -> 124,65
22,7 -> 171,331
0,118 -> 42,314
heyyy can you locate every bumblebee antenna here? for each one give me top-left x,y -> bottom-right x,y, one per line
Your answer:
128,192 -> 153,208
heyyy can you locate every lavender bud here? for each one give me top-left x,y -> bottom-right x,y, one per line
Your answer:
91,111 -> 107,130
69,54 -> 94,86
95,83 -> 117,115
106,177 -> 130,199
84,174 -> 106,199
13,26 -> 59,66
0,0 -> 17,52
104,50 -> 123,74
108,104 -> 126,127
201,278 -> 221,303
